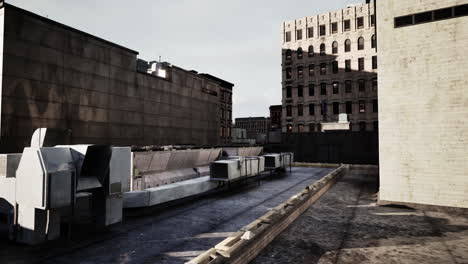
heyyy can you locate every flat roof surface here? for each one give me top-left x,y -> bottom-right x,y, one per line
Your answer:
0,167 -> 333,264
252,168 -> 468,264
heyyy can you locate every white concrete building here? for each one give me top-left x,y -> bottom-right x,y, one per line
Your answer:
378,0 -> 468,209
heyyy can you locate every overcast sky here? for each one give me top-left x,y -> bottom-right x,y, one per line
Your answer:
8,0 -> 360,119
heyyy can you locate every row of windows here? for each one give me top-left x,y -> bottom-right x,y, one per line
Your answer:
395,4 -> 468,28
285,79 -> 378,98
285,35 -> 376,60
285,56 -> 377,79
286,121 -> 378,133
285,15 -> 375,42
285,100 -> 378,117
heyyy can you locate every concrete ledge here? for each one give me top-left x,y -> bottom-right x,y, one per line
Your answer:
187,165 -> 349,264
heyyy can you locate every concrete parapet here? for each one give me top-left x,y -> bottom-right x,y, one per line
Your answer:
188,165 -> 349,264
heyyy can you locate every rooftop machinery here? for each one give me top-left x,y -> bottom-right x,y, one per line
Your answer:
0,129 -> 131,245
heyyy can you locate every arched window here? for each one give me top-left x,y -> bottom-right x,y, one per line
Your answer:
358,37 -> 364,50
332,41 -> 338,54
308,45 -> 314,57
320,43 -> 325,55
344,39 -> 351,52
297,47 -> 303,59
286,49 -> 292,60
371,35 -> 376,48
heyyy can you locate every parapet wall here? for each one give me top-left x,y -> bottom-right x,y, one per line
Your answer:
0,4 -> 221,153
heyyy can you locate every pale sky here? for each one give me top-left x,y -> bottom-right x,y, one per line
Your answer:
8,0 -> 361,118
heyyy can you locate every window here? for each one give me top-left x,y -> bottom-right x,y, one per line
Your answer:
344,19 -> 351,31
414,11 -> 432,24
345,59 -> 351,72
286,49 -> 292,60
298,104 -> 303,116
455,4 -> 468,17
298,124 -> 305,133
357,17 -> 364,28
307,27 -> 314,38
285,31 -> 291,42
309,64 -> 315,76
359,121 -> 366,131
319,25 -> 326,36
331,22 -> 338,33
332,61 -> 338,74
320,63 -> 327,75
370,14 -> 375,26
371,35 -> 376,48
345,39 -> 351,52
358,57 -> 364,71
372,78 -> 378,91
309,84 -> 315,96
309,104 -> 315,115
373,99 -> 378,113
297,85 -> 303,97
332,41 -> 338,54
434,8 -> 452,20
308,45 -> 314,57
286,86 -> 292,98
320,102 -> 327,115
359,100 -> 366,113
297,47 -> 303,59
346,101 -> 352,114
345,80 -> 352,93
286,68 -> 292,79
372,56 -> 377,69
333,102 -> 339,115
358,37 -> 364,50
309,123 -> 315,132
358,79 -> 366,92
320,83 -> 327,95
297,66 -> 304,78
286,105 -> 292,116
320,43 -> 325,55
332,82 -> 339,94
395,15 -> 413,27
296,29 -> 303,40
287,124 -> 293,132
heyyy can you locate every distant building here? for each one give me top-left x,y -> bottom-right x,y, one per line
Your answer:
281,1 -> 378,133
234,117 -> 270,140
269,105 -> 282,130
378,0 -> 468,209
0,3 -> 233,152
231,128 -> 255,145
200,74 -> 234,145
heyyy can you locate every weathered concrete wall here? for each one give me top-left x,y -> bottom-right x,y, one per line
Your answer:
0,4 -> 221,153
378,0 -> 468,208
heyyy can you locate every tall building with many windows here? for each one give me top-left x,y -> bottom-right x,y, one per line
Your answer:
281,1 -> 378,133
